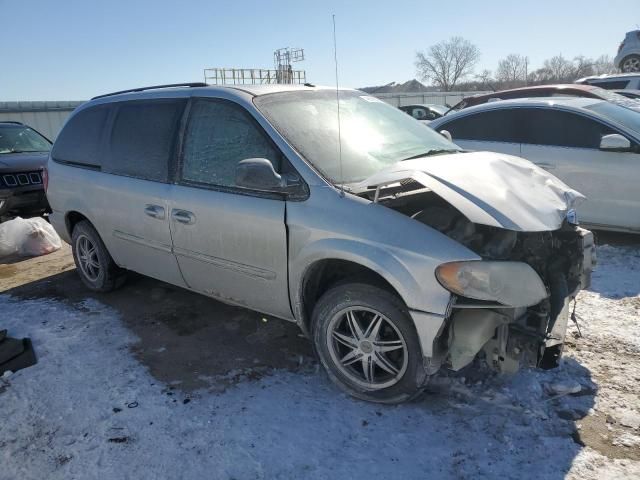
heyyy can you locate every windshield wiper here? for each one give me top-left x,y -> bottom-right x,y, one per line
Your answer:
401,149 -> 460,161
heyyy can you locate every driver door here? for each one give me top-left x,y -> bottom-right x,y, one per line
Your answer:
170,98 -> 292,319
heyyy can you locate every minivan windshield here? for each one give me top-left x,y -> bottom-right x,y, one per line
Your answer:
254,90 -> 461,184
0,125 -> 51,154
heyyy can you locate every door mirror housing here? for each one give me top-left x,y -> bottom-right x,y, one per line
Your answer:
600,133 -> 631,151
235,158 -> 307,199
236,158 -> 286,191
440,129 -> 453,142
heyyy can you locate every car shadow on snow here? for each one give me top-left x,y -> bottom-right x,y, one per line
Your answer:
5,267 -> 599,478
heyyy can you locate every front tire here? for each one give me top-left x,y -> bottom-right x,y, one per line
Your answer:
71,220 -> 126,292
621,54 -> 640,72
312,283 -> 427,403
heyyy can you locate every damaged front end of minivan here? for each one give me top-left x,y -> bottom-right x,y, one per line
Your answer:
354,152 -> 596,376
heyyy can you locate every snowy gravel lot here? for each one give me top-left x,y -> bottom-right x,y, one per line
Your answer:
1,242 -> 639,479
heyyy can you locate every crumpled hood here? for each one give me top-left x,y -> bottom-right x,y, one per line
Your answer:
352,151 -> 585,232
0,152 -> 49,171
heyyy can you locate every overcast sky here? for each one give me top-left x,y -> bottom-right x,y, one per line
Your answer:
1,0 -> 637,100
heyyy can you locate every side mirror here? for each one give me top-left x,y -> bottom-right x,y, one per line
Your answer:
440,130 -> 453,142
600,133 -> 631,151
236,158 -> 286,191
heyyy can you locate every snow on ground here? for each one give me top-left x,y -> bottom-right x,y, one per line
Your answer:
1,245 -> 639,479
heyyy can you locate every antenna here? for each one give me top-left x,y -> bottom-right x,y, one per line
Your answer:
332,14 -> 344,197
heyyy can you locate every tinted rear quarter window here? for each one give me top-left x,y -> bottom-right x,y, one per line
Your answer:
52,105 -> 110,167
592,80 -> 630,89
520,108 -> 614,148
440,109 -> 522,143
105,100 -> 185,182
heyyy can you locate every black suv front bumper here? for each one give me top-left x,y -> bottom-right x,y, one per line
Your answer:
0,184 -> 49,216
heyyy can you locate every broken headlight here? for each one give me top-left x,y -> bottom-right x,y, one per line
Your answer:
435,261 -> 548,307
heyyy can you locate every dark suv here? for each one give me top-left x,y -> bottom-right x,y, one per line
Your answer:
0,122 -> 51,218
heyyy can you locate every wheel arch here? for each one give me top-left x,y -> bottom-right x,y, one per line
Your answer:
291,239 -> 428,336
65,210 -> 94,238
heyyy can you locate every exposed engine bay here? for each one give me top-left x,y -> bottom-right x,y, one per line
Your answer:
366,185 -> 595,375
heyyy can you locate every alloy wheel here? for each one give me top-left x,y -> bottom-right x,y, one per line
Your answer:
76,234 -> 101,282
622,57 -> 640,72
326,307 -> 408,390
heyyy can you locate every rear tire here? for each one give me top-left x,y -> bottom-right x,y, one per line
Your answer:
312,282 -> 427,404
71,220 -> 126,292
621,54 -> 640,72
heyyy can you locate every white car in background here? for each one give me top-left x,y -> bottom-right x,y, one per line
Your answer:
430,97 -> 640,233
575,72 -> 640,90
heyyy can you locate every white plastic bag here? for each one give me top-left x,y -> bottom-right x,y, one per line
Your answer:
0,217 -> 62,258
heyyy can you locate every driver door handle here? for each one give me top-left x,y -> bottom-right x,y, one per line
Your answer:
171,209 -> 196,225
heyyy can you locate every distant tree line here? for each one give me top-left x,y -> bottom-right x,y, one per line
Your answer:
415,37 -> 618,92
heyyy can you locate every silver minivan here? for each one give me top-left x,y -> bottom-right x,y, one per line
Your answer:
46,83 -> 594,403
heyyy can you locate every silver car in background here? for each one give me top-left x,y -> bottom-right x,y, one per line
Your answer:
46,84 -> 594,403
430,97 -> 640,233
614,30 -> 640,73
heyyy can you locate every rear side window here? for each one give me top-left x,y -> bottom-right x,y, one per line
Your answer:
181,99 -> 281,188
520,108 -> 615,148
105,100 -> 186,182
440,109 -> 522,143
52,106 -> 110,167
592,80 -> 630,89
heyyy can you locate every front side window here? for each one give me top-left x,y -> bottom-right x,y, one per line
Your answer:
520,108 -> 614,149
0,125 -> 51,154
438,109 -> 522,143
105,100 -> 185,182
181,99 -> 281,188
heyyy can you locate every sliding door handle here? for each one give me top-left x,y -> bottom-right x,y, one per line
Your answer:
144,204 -> 166,219
171,209 -> 196,225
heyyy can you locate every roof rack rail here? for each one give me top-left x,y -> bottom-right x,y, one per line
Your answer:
91,82 -> 209,100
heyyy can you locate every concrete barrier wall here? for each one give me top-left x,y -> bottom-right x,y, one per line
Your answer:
1,92 -> 490,140
0,101 -> 83,140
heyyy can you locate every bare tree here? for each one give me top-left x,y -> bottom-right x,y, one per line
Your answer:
415,37 -> 481,91
496,54 -> 528,88
528,55 -> 575,83
592,55 -> 617,75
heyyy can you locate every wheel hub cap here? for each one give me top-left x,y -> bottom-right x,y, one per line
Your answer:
76,234 -> 101,282
327,307 -> 409,390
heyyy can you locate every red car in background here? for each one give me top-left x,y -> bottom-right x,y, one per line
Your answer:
449,84 -> 640,113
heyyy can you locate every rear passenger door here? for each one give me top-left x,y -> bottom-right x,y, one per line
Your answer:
170,98 -> 292,319
437,109 -> 522,156
100,99 -> 188,287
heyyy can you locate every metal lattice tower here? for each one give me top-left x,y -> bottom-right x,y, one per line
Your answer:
204,47 -> 306,85
273,47 -> 305,84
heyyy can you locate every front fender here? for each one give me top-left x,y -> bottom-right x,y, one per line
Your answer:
289,236 -> 454,321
